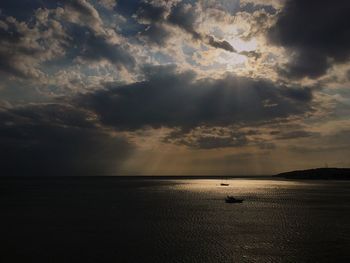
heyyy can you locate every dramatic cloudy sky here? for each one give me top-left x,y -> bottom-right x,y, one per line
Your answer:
1,0 -> 350,175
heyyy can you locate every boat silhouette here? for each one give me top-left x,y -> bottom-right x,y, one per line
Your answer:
225,196 -> 244,203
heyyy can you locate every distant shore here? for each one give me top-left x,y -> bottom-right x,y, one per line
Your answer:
274,168 -> 350,180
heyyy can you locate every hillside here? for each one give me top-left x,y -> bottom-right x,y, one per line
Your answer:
275,168 -> 350,180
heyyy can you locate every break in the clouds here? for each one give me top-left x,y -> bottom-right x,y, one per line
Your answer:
1,0 -> 350,175
136,1 -> 237,52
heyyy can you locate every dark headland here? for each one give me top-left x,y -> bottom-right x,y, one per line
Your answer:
275,168 -> 350,180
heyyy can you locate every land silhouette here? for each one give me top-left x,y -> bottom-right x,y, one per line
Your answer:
275,168 -> 350,180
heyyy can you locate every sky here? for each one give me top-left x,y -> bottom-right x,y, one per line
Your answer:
1,0 -> 350,176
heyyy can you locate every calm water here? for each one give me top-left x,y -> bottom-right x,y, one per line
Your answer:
1,178 -> 350,262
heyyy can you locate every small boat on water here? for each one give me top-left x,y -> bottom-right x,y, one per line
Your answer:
220,183 -> 229,186
225,196 -> 244,203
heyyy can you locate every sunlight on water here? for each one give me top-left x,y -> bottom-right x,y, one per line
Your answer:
168,179 -> 312,193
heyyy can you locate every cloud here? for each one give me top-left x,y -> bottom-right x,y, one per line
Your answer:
167,2 -> 202,40
194,134 -> 247,149
0,15 -> 66,79
54,1 -> 135,68
346,70 -> 350,81
269,0 -> 350,79
206,35 -> 236,53
240,0 -> 285,10
240,2 -> 277,14
201,0 -> 240,15
136,1 -> 236,52
98,0 -> 117,10
66,25 -> 135,68
238,50 -> 261,60
0,103 -> 134,176
136,1 -> 169,24
287,129 -> 350,154
60,0 -> 104,33
163,127 -> 249,149
78,65 -> 313,131
138,23 -> 171,46
0,1 -> 135,83
237,8 -> 276,41
0,0 -> 59,20
274,130 -> 319,140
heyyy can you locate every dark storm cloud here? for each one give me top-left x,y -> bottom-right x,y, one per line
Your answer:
269,0 -> 350,79
9,103 -> 95,128
280,87 -> 312,102
78,65 -> 313,131
0,104 -> 134,176
135,1 -> 236,52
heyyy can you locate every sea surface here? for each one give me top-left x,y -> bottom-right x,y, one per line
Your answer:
1,177 -> 350,262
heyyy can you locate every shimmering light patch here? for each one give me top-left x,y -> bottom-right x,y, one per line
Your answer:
230,38 -> 257,52
223,38 -> 258,70
224,54 -> 248,70
168,179 -> 313,194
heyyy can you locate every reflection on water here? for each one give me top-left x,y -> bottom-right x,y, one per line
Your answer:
169,179 -> 309,192
135,179 -> 350,262
1,178 -> 350,263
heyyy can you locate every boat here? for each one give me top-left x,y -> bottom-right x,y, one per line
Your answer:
225,196 -> 244,203
220,177 -> 229,186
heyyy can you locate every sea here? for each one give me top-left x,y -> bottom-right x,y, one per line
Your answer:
1,177 -> 350,262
